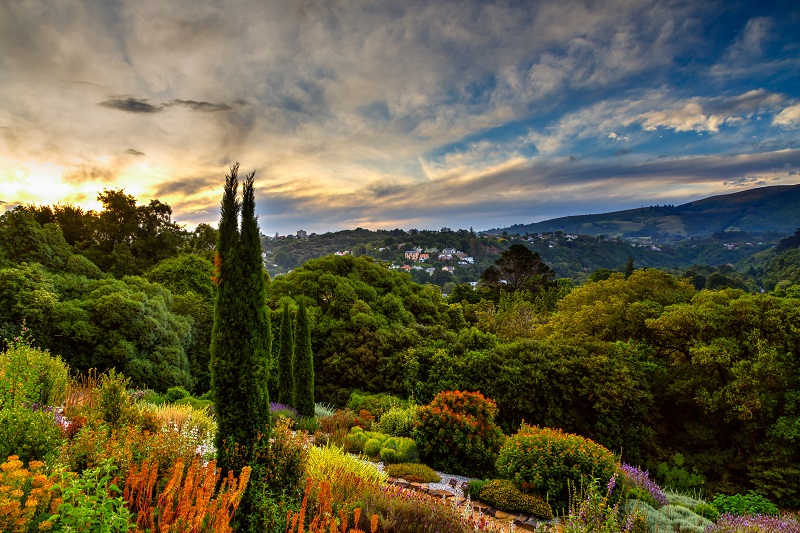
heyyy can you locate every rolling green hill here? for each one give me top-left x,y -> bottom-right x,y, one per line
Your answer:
492,185 -> 800,240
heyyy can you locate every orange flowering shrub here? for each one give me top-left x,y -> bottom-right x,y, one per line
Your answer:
495,424 -> 617,511
123,455 -> 250,533
412,390 -> 505,477
0,455 -> 56,533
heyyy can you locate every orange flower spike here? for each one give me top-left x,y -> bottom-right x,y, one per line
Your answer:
370,514 -> 378,533
339,510 -> 348,533
353,508 -> 362,532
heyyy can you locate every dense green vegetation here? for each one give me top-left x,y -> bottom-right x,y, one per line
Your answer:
1,185 -> 799,532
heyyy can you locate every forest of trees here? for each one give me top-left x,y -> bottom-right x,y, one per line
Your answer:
1,189 -> 800,509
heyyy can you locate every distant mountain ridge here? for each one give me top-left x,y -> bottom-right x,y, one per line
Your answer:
490,185 -> 800,239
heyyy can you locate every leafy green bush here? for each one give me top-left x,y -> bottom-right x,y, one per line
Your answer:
711,490 -> 779,516
98,369 -> 131,427
375,405 -> 418,437
174,396 -> 213,413
341,428 -> 419,463
466,479 -> 489,500
247,417 -> 310,533
49,460 -> 135,532
0,344 -> 70,409
295,416 -> 319,433
380,436 -> 418,464
0,407 -> 64,465
347,391 -> 407,420
385,463 -> 441,483
363,437 -> 383,457
343,426 -> 369,453
628,486 -> 660,508
478,479 -> 553,519
163,386 -> 190,403
495,424 -> 617,511
413,390 -> 505,478
654,453 -> 705,492
692,502 -> 720,522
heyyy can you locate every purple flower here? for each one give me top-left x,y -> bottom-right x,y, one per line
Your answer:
706,513 -> 800,533
620,463 -> 667,506
607,473 -> 617,496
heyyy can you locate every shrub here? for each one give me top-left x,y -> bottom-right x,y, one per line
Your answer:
620,463 -> 667,507
0,344 -> 70,409
347,391 -> 406,421
153,402 -> 217,446
375,405 -> 418,437
495,423 -> 617,511
163,386 -> 190,403
270,402 -> 299,421
466,479 -> 489,500
98,369 -> 132,427
314,402 -> 336,419
49,460 -> 136,532
413,390 -> 505,478
173,396 -> 213,413
380,437 -> 418,464
623,500 -> 712,533
478,479 -> 553,519
60,424 -> 197,476
384,463 -> 441,483
316,408 -> 357,447
0,407 -> 64,465
363,438 -> 383,457
693,502 -> 720,521
343,427 -> 370,453
553,477 -> 640,533
296,416 -> 319,433
654,453 -> 705,492
0,455 -> 56,533
122,455 -> 250,533
711,490 -> 779,517
245,417 -> 310,533
706,513 -> 800,533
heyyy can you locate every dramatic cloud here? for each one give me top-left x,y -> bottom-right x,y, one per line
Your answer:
0,0 -> 798,234
99,97 -> 162,114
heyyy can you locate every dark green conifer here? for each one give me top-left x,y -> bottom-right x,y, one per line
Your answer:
625,255 -> 635,279
276,302 -> 295,406
293,300 -> 315,417
209,164 -> 271,474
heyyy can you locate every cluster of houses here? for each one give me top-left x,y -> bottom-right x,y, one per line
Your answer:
403,247 -> 474,264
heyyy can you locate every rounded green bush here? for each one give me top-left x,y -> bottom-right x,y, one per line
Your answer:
385,462 -> 441,483
478,479 -> 553,519
0,344 -> 70,409
376,405 -> 418,437
343,429 -> 368,453
363,437 -> 383,457
380,447 -> 401,464
0,407 -> 64,465
711,490 -> 779,516
495,423 -> 617,510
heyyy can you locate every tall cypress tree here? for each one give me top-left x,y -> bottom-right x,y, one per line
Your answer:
293,300 -> 315,418
276,302 -> 295,406
210,164 -> 271,474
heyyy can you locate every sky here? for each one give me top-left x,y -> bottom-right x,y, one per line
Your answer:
1,0 -> 799,236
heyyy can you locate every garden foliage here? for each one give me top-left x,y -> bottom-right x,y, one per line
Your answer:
477,479 -> 553,519
413,390 -> 504,477
495,423 -> 617,510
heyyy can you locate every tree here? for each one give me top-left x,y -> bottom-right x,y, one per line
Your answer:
210,164 -> 271,475
625,255 -> 635,279
276,302 -> 295,406
479,244 -> 555,300
293,300 -> 315,417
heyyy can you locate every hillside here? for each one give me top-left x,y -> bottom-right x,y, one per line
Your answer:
491,185 -> 800,240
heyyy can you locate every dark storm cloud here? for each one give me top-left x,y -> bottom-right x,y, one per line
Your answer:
99,97 -> 162,114
125,149 -> 145,156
